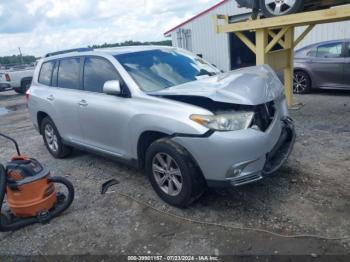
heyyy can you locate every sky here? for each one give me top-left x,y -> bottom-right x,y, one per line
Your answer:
0,0 -> 220,57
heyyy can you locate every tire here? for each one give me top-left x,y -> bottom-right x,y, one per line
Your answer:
260,0 -> 304,17
14,79 -> 32,94
293,70 -> 311,94
40,117 -> 72,158
145,138 -> 206,207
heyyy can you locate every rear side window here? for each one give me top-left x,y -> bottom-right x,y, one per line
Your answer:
38,61 -> 55,86
306,50 -> 317,57
316,42 -> 343,58
51,62 -> 58,87
83,57 -> 119,93
58,58 -> 80,90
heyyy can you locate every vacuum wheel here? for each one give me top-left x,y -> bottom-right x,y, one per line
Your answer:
0,212 -> 11,225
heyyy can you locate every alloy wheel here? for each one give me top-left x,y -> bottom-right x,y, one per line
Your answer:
152,153 -> 183,196
293,72 -> 308,94
44,124 -> 58,153
264,0 -> 296,16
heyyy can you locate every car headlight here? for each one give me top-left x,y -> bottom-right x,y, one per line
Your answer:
190,112 -> 254,131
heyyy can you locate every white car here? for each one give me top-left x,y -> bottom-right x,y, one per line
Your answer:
1,67 -> 34,94
0,72 -> 11,92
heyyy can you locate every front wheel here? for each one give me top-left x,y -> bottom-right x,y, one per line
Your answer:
260,0 -> 304,17
145,139 -> 206,207
293,70 -> 311,94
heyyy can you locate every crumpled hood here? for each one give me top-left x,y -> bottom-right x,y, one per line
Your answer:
149,65 -> 284,105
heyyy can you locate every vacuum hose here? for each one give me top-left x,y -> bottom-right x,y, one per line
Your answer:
0,164 -> 74,232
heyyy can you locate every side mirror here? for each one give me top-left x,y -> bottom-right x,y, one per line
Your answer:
103,80 -> 121,95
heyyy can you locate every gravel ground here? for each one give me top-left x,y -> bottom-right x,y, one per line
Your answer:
0,90 -> 349,257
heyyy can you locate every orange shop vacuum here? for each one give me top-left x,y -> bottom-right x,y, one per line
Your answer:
0,133 -> 74,232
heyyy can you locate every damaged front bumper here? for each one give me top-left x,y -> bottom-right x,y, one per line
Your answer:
171,108 -> 296,188
225,117 -> 295,186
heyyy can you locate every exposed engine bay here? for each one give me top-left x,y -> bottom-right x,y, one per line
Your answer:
157,95 -> 276,132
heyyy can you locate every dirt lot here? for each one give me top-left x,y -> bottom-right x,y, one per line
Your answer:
0,90 -> 349,258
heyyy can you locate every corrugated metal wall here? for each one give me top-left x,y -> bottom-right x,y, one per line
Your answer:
295,21 -> 350,49
170,1 -> 250,71
168,1 -> 350,72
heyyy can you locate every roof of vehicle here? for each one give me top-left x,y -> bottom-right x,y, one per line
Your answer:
43,45 -> 176,60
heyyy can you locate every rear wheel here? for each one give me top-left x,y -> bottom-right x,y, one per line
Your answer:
41,117 -> 72,158
145,138 -> 206,207
15,79 -> 32,94
260,0 -> 304,17
293,70 -> 311,94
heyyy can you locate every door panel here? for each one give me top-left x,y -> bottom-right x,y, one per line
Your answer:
53,58 -> 84,143
78,56 -> 132,157
51,88 -> 83,142
310,42 -> 345,88
78,92 -> 134,157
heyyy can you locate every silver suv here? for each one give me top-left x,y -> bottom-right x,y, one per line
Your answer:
27,46 -> 295,207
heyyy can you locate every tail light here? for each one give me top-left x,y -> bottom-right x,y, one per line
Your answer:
5,73 -> 10,81
25,89 -> 30,102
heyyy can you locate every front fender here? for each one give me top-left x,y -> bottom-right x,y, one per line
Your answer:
128,113 -> 208,159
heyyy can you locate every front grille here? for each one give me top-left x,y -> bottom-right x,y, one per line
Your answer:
251,101 -> 276,132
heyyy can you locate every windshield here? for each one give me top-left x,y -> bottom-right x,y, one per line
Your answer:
114,49 -> 220,92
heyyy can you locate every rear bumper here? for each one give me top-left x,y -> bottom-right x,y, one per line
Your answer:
0,83 -> 11,91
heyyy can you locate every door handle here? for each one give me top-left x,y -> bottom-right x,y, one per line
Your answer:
78,100 -> 88,107
46,95 -> 54,101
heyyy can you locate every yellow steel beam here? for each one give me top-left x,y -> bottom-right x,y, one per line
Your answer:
216,5 -> 350,33
294,24 -> 316,47
265,26 -> 290,53
268,30 -> 286,49
234,32 -> 256,53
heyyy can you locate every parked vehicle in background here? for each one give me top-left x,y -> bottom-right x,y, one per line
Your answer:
235,0 -> 350,17
293,39 -> 350,94
1,67 -> 34,94
27,46 -> 295,207
0,72 -> 11,92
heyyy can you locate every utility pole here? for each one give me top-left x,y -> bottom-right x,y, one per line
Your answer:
18,47 -> 24,64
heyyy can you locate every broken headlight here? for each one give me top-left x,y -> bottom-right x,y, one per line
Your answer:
190,112 -> 254,131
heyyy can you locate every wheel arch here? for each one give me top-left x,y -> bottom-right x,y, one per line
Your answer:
136,131 -> 206,181
21,77 -> 32,84
294,68 -> 313,88
137,131 -> 170,169
37,111 -> 49,134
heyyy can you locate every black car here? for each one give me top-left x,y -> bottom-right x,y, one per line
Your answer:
236,0 -> 350,18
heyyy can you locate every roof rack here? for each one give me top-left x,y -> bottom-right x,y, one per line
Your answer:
45,48 -> 93,58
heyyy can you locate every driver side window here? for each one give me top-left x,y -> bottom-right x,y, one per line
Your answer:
83,57 -> 121,93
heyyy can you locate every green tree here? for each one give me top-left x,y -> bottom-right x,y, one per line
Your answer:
89,40 -> 172,49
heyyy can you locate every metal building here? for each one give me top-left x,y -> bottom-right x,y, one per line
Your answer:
164,0 -> 350,72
